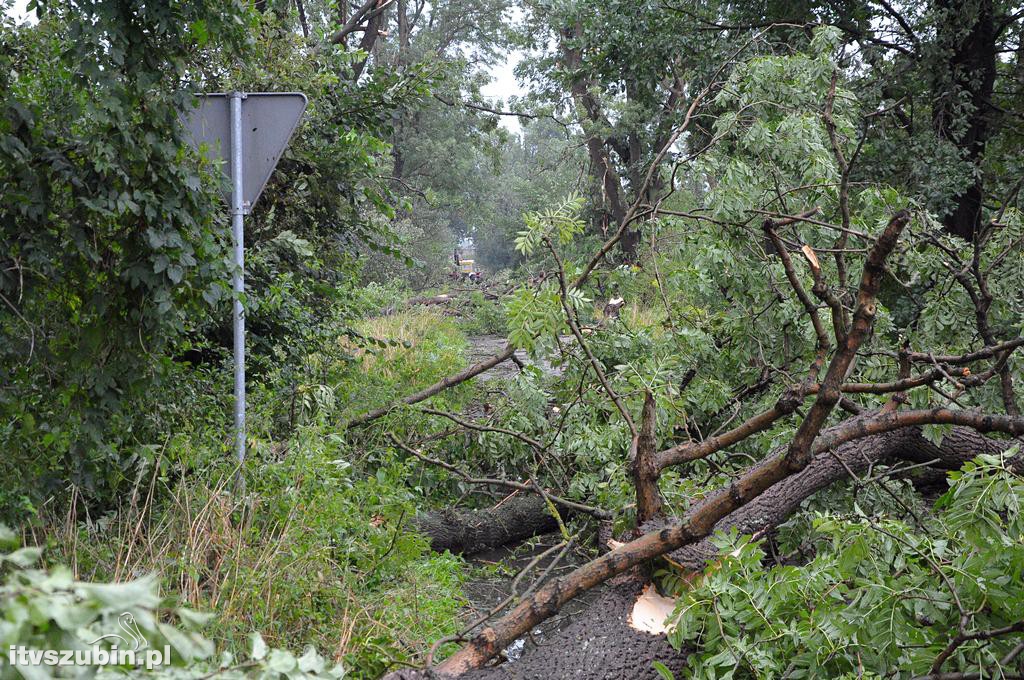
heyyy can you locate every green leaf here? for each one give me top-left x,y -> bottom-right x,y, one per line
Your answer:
652,660 -> 676,680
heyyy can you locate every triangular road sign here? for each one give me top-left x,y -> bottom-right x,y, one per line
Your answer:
183,92 -> 307,212
180,91 -> 307,467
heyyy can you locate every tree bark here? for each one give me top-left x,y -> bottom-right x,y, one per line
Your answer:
654,424 -> 1018,570
352,3 -> 388,80
933,0 -> 998,240
295,0 -> 309,38
559,25 -> 629,251
412,495 -> 561,556
630,392 -> 663,524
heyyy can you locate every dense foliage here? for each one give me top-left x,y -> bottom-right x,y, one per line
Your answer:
664,454 -> 1024,678
2,0 -> 1023,678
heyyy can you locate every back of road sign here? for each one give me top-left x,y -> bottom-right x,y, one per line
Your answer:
183,92 -> 307,212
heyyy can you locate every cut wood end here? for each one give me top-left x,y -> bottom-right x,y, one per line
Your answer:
607,538 -> 624,550
800,244 -> 821,272
628,583 -> 677,636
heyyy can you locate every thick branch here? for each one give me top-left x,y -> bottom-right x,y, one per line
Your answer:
347,344 -> 516,426
904,337 -> 1024,365
414,401 -> 1024,678
327,0 -> 393,45
785,210 -> 911,470
631,392 -> 664,523
655,398 -> 799,470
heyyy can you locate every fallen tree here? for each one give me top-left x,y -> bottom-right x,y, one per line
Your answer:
431,207 -> 916,674
393,422 -> 1021,680
412,494 -> 561,555
377,199 -> 1024,678
373,31 -> 1024,675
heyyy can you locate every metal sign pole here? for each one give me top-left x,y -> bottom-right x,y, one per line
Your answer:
230,92 -> 246,465
182,91 -> 306,470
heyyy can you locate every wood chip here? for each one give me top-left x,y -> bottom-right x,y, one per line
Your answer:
800,244 -> 821,273
628,583 -> 677,635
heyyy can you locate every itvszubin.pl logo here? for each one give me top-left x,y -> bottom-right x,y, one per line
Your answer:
6,612 -> 172,670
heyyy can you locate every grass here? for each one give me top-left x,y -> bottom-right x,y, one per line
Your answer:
350,309 -> 464,377
34,429 -> 469,678
332,309 -> 472,424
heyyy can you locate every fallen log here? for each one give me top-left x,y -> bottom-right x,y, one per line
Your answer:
412,495 -> 561,556
407,296 -> 456,309
381,294 -> 459,316
652,425 -> 1017,570
410,294 -> 458,306
388,426 -> 1020,680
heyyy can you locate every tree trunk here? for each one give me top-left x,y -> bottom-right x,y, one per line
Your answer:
559,25 -> 629,250
295,0 -> 309,37
652,425 -> 1012,570
619,228 -> 642,261
412,495 -> 561,556
382,294 -> 458,314
933,0 -> 998,240
351,1 -> 390,80
630,392 -> 663,524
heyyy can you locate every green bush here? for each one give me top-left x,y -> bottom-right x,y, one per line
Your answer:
458,292 -> 508,336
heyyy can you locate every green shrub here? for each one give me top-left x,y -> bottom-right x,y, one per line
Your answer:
0,525 -> 346,678
458,292 -> 508,336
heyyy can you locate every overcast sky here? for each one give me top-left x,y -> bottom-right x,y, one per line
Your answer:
479,52 -> 527,134
6,0 -> 32,22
